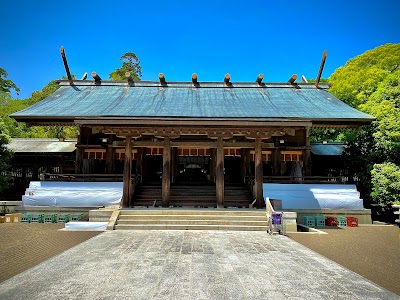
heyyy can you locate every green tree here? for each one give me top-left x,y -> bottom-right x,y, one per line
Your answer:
1,78 -> 78,139
358,71 -> 400,163
327,44 -> 400,219
329,43 -> 400,108
109,52 -> 142,81
371,163 -> 400,211
0,121 -> 12,193
0,68 -> 20,94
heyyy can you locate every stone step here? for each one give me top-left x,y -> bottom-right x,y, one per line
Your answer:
114,224 -> 268,231
118,214 -> 266,221
117,219 -> 267,226
119,209 -> 266,216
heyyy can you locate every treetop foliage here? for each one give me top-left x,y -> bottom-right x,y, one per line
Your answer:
109,52 -> 142,81
0,68 -> 20,95
329,43 -> 400,108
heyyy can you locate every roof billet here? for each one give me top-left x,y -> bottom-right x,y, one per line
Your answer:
56,79 -> 332,89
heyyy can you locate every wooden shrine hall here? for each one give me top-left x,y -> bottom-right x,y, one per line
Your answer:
10,52 -> 374,209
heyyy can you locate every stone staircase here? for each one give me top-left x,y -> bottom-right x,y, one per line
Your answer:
133,184 -> 252,208
114,209 -> 268,231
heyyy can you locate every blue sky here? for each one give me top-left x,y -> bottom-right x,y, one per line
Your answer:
1,0 -> 399,99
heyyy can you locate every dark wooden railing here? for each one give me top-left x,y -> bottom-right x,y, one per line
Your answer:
263,176 -> 346,184
245,175 -> 348,185
44,173 -> 142,183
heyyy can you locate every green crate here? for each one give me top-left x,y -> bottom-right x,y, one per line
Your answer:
338,216 -> 347,227
71,213 -> 84,221
57,214 -> 70,223
30,214 -> 44,223
44,214 -> 57,224
21,213 -> 31,224
315,216 -> 325,227
303,216 -> 315,227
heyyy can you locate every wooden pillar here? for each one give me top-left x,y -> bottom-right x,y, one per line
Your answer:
216,137 -> 224,208
171,147 -> 178,184
272,149 -> 281,176
142,147 -> 147,180
32,166 -> 38,181
105,146 -> 115,174
210,149 -> 216,183
303,127 -> 312,176
136,147 -> 143,179
75,126 -> 83,174
255,138 -> 264,208
162,137 -> 171,207
22,167 -> 27,181
122,136 -> 132,208
241,149 -> 247,182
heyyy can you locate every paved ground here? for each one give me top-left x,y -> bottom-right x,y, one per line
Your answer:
287,225 -> 400,296
0,224 -> 100,283
0,230 -> 398,300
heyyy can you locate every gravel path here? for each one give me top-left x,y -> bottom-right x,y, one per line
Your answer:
287,225 -> 400,296
0,223 -> 100,283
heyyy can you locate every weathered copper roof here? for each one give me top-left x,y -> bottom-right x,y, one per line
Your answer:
8,138 -> 77,153
10,81 -> 375,126
311,142 -> 344,156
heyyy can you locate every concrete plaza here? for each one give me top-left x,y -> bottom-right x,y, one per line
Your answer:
0,230 -> 398,300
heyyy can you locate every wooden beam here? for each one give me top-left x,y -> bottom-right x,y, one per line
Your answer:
216,137 -> 224,208
159,73 -> 166,84
60,46 -> 73,82
256,74 -> 264,84
122,137 -> 132,207
315,50 -> 327,87
224,73 -> 230,84
255,138 -> 264,208
192,73 -> 198,84
162,137 -> 171,208
91,72 -> 101,82
301,75 -> 308,83
288,74 -> 298,84
125,72 -> 133,82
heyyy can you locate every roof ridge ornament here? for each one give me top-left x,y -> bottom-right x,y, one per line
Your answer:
60,46 -> 73,82
158,73 -> 166,85
125,72 -> 134,83
224,74 -> 231,84
256,74 -> 264,84
91,72 -> 101,84
288,74 -> 298,84
315,50 -> 327,87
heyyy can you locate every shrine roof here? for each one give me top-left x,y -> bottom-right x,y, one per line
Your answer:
8,138 -> 77,153
310,142 -> 344,156
10,80 -> 375,126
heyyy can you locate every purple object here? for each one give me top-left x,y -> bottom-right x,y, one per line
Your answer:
272,213 -> 282,225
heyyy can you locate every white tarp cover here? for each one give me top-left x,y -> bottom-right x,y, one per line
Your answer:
65,222 -> 108,231
22,181 -> 122,207
263,184 -> 364,210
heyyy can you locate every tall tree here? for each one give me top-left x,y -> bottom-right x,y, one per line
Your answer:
109,52 -> 142,81
0,69 -> 17,192
329,43 -> 400,108
0,68 -> 20,94
0,121 -> 12,192
327,43 -> 400,216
